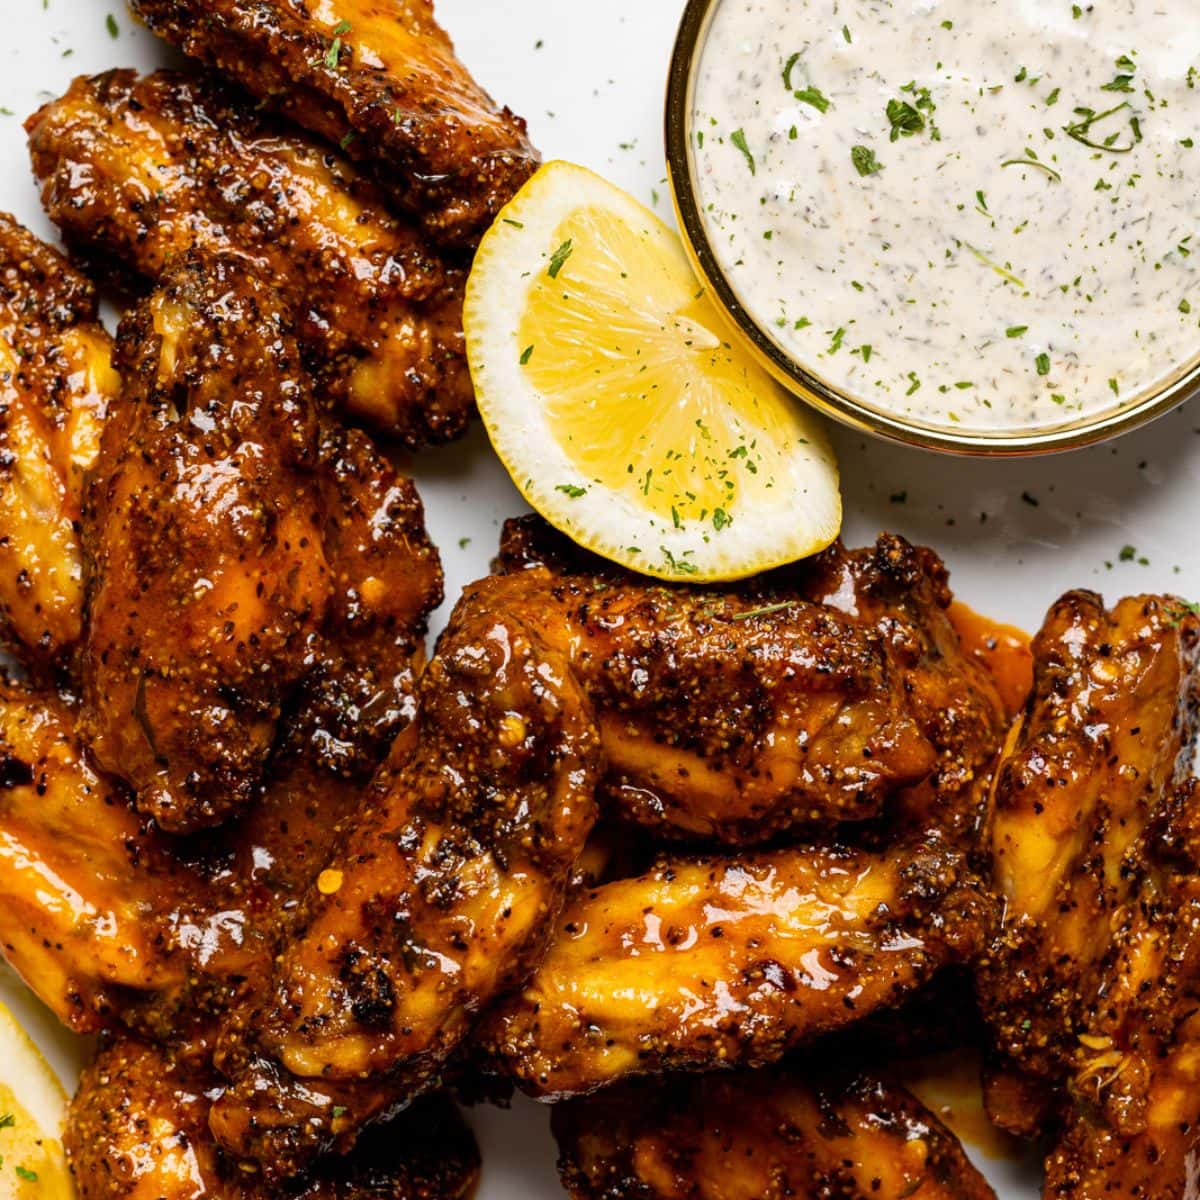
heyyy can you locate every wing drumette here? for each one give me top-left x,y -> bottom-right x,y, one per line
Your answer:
553,1068 -> 997,1200
125,0 -> 539,247
0,212 -> 117,675
28,70 -> 472,446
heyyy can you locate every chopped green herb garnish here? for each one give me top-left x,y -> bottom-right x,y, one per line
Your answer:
794,85 -> 831,113
547,239 -> 574,278
519,345 -> 534,365
1036,352 -> 1051,375
852,145 -> 882,176
556,484 -> 587,498
730,128 -> 756,174
886,98 -> 925,141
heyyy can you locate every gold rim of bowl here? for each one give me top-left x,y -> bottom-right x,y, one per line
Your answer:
663,0 -> 1200,457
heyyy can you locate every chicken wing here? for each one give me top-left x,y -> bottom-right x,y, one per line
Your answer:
208,573 -> 603,1174
797,535 -> 1011,845
81,254 -> 333,832
0,396 -> 439,1039
978,593 -> 1200,1097
0,678 -> 189,1032
977,593 -> 1200,1195
479,835 -> 992,1099
67,1037 -> 479,1200
126,0 -> 539,248
0,212 -> 117,675
498,517 -> 1001,843
202,521 -> 989,1170
28,70 -> 472,446
553,1068 -> 997,1200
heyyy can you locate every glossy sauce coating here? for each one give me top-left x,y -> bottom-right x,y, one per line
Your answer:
208,575 -> 603,1174
82,255 -> 333,831
978,592 -> 1200,1195
28,70 -> 472,446
500,519 -> 1008,845
0,408 -> 439,1041
0,211 -> 117,674
553,1068 -> 996,1200
204,521 -> 999,1171
979,592 -> 1200,1085
127,0 -> 539,247
480,835 -> 993,1099
67,1037 -> 479,1200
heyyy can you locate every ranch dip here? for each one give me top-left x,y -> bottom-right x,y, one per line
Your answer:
689,0 -> 1200,432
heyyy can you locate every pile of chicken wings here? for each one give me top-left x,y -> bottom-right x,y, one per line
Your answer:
1,3 -> 1198,1198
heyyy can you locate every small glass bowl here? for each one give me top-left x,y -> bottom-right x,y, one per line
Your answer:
664,0 -> 1200,457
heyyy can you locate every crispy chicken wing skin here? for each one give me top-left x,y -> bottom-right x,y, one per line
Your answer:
0,212 -> 117,673
977,593 -> 1200,1195
296,422 -> 442,777
797,536 -> 1010,845
553,1069 -> 997,1200
0,679 -> 188,1032
480,835 -> 993,1099
978,593 -> 1200,1091
208,573 -> 602,1174
28,70 -> 472,446
127,0 -> 539,247
204,523 -> 986,1170
0,676 -> 374,1045
1043,801 -> 1200,1200
67,1038 -> 479,1200
80,255 -> 332,832
0,413 -> 438,1038
498,518 -> 1000,843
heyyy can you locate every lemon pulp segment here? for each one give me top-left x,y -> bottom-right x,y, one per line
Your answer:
0,1002 -> 72,1200
519,205 -> 802,527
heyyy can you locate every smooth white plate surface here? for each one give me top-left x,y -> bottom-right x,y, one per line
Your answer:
2,1 -> 1197,1195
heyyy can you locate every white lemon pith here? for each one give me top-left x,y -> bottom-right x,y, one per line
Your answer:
464,160 -> 842,581
0,1002 -> 72,1200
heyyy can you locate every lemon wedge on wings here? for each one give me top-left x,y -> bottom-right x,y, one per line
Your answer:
464,161 -> 841,581
0,1000 -> 73,1200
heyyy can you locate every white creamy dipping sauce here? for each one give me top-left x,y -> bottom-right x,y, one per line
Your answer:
689,0 -> 1200,432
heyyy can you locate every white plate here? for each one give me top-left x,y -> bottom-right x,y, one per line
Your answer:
1,1 -> 1196,1196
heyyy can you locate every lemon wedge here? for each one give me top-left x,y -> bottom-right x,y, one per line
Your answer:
464,161 -> 841,581
0,1001 -> 73,1200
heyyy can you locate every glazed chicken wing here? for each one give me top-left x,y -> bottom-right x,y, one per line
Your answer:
0,212 -> 117,674
479,835 -> 992,1099
979,593 -> 1200,1095
81,254 -> 333,832
0,407 -> 439,1038
67,1037 -> 479,1200
208,574 -> 603,1174
28,70 -> 472,446
0,679 -> 189,1032
1043,784 -> 1200,1200
499,517 -> 1004,843
552,1068 -> 997,1200
797,535 -> 1012,844
126,0 -> 539,247
978,592 -> 1200,1195
204,521 -> 993,1170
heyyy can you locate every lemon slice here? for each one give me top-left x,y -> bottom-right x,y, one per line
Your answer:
0,1001 -> 73,1200
464,161 -> 841,581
